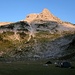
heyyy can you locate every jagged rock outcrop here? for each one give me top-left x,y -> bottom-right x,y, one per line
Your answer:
25,8 -> 61,23
0,8 -> 75,60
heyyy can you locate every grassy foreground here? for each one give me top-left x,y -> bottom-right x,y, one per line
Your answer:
0,61 -> 75,75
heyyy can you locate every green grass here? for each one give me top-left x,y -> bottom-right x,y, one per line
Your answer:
0,61 -> 75,75
35,31 -> 61,43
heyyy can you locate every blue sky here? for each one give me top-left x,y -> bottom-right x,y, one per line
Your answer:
0,0 -> 75,23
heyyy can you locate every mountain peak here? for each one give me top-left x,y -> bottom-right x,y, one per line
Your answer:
40,8 -> 55,20
24,8 -> 61,23
42,8 -> 51,15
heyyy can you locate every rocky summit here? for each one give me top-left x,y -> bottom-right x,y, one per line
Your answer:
0,8 -> 75,61
25,8 -> 61,23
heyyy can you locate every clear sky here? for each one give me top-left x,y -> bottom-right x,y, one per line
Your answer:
0,0 -> 75,23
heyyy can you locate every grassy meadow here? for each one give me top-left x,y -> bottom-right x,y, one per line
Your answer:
0,60 -> 75,75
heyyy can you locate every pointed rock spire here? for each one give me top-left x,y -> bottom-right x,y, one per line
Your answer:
40,8 -> 54,19
41,8 -> 52,15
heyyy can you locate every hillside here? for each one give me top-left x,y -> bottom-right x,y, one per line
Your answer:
0,22 -> 12,26
0,8 -> 75,61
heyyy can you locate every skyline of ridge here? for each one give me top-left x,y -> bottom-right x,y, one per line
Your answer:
0,0 -> 75,24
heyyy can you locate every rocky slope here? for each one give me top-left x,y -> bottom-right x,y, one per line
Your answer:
0,22 -> 12,26
0,8 -> 75,61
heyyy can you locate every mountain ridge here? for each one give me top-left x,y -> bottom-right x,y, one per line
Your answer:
0,8 -> 75,60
